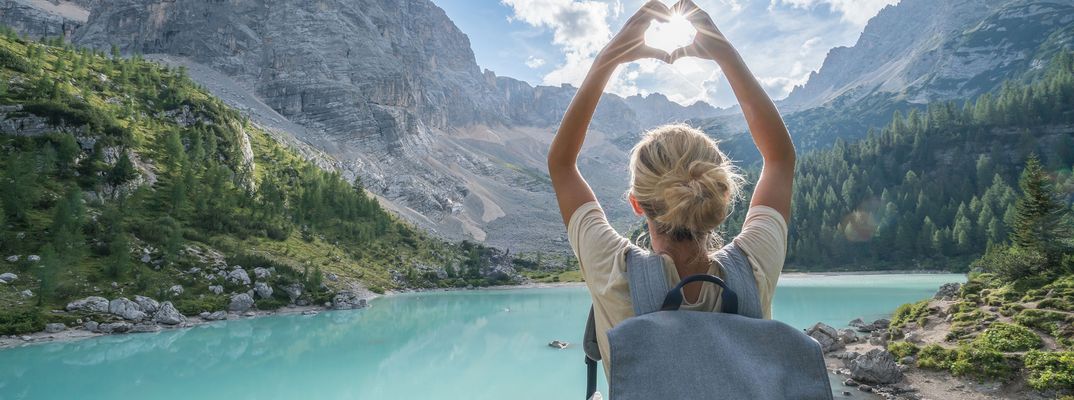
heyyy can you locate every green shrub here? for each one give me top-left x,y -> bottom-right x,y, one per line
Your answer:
917,344 -> 957,370
1025,351 -> 1074,391
369,286 -> 385,295
255,297 -> 287,310
1015,309 -> 1071,335
1039,297 -> 1074,312
174,295 -> 228,316
0,308 -> 45,335
973,323 -> 1043,352
891,300 -> 931,329
950,344 -> 1013,380
0,45 -> 31,72
888,341 -> 919,359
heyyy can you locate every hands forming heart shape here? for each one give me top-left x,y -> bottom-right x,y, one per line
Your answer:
598,0 -> 734,66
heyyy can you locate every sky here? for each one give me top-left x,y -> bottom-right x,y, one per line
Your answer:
433,0 -> 901,108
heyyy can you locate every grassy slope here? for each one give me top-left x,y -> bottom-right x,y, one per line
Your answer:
0,32 -> 524,333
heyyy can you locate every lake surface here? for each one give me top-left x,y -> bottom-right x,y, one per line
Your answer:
0,273 -> 964,399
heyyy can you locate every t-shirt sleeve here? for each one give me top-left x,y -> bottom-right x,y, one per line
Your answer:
731,205 -> 789,318
567,201 -> 631,284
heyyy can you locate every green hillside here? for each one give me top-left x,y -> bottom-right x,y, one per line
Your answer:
0,31 -> 522,333
723,53 -> 1074,271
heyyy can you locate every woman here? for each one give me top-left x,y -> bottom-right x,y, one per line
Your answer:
547,0 -> 796,378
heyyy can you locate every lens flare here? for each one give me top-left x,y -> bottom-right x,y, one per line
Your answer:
645,14 -> 696,54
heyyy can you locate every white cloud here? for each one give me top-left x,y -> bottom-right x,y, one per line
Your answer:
525,56 -> 546,68
771,0 -> 898,26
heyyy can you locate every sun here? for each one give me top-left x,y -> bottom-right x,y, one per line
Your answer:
645,14 -> 696,53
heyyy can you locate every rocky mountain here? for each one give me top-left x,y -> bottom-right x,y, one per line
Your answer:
0,0 -> 718,251
763,0 -> 1074,151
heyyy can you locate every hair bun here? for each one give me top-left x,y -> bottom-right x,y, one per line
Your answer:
656,161 -> 732,235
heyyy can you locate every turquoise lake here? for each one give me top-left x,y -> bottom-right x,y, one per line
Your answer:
0,273 -> 965,399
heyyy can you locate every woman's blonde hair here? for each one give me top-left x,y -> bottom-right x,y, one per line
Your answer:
629,124 -> 743,248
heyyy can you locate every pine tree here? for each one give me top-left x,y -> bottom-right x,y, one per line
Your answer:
1011,155 -> 1073,264
36,244 -> 59,305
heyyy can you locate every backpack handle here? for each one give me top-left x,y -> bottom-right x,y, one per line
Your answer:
660,274 -> 739,315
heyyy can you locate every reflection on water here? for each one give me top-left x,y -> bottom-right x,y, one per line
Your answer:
0,274 -> 964,400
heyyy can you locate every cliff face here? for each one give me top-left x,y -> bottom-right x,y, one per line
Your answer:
781,0 -> 1074,112
0,0 -> 90,39
2,0 -> 710,250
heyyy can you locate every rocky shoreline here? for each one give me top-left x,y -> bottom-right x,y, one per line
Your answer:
0,281 -> 587,350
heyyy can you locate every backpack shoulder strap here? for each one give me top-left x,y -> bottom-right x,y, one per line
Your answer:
625,245 -> 670,316
713,242 -> 763,319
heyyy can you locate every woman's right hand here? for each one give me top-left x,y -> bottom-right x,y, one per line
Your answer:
596,1 -> 673,66
670,0 -> 736,63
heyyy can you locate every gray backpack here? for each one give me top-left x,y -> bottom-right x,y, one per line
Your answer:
582,244 -> 833,400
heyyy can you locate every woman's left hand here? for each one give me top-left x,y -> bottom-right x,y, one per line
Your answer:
596,1 -> 673,66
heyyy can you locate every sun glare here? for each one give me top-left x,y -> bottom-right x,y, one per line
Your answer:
645,14 -> 696,54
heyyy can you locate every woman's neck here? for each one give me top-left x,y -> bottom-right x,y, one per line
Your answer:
647,220 -> 712,298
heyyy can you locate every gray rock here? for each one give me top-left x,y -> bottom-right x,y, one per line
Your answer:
228,293 -> 254,312
228,268 -> 251,286
282,283 -> 304,302
254,282 -> 273,299
152,302 -> 185,325
19,289 -> 33,298
900,356 -> 916,365
130,323 -> 161,333
849,349 -> 904,384
934,282 -> 962,300
168,284 -> 184,296
806,322 -> 844,353
0,272 -> 18,283
83,321 -> 99,332
67,296 -> 110,313
848,318 -> 866,329
253,267 -> 271,279
5,255 -> 18,263
98,322 -> 133,334
208,285 -> 224,295
199,312 -> 210,319
109,298 -> 147,321
838,328 -> 858,344
44,323 -> 65,333
331,291 -> 367,310
204,311 -> 228,321
134,295 -> 160,313
326,273 -> 338,282
27,255 -> 40,262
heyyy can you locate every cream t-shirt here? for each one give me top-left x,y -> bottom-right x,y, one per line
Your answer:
567,201 -> 789,376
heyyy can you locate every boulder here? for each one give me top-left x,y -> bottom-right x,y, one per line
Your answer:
254,282 -> 273,299
228,268 -> 251,286
5,255 -> 18,263
0,272 -> 17,283
130,323 -> 161,333
27,255 -> 40,262
806,322 -> 844,353
44,323 -> 65,333
934,282 -> 962,300
83,321 -> 99,332
97,322 -> 133,334
65,294 -> 109,313
326,273 -> 339,282
849,349 -> 904,384
205,311 -> 228,321
134,295 -> 160,314
19,289 -> 32,298
838,328 -> 858,344
208,285 -> 224,295
331,291 -> 367,310
109,298 -> 147,321
168,285 -> 184,296
848,318 -> 866,329
152,302 -> 185,325
228,293 -> 254,312
282,283 -> 304,302
253,267 -> 271,279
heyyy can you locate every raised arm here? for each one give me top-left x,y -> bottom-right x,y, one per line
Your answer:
548,1 -> 672,226
671,0 -> 796,222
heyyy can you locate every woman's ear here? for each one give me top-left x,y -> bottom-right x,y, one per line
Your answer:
628,193 -> 645,217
